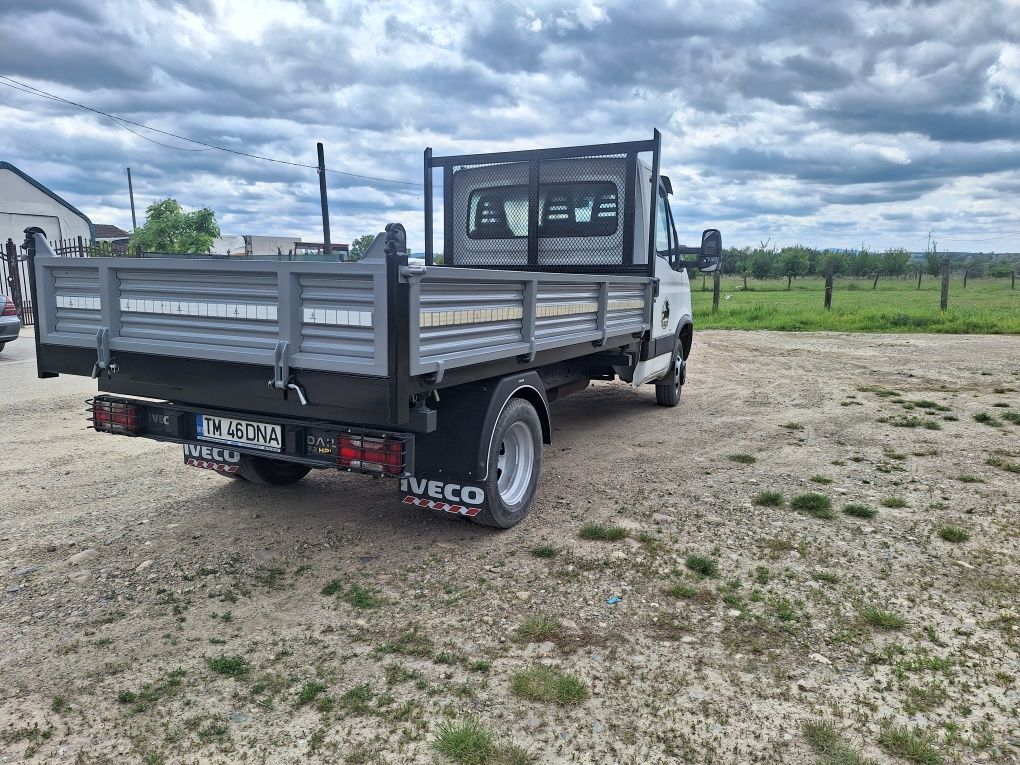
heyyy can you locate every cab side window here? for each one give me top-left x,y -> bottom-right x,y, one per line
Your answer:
655,189 -> 671,256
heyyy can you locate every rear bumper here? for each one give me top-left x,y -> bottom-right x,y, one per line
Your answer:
0,316 -> 21,341
88,394 -> 415,477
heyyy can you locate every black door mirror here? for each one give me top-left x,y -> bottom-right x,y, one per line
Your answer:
697,228 -> 721,272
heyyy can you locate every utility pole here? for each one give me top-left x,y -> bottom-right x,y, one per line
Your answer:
127,167 -> 137,232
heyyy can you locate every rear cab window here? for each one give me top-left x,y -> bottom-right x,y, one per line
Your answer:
467,181 -> 619,239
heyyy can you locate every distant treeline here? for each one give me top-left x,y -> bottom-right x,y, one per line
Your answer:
720,245 -> 1020,282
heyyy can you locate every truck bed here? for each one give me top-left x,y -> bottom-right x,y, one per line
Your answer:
30,245 -> 653,430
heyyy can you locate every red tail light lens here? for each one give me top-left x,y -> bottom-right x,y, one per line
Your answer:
337,435 -> 404,475
1,298 -> 16,317
90,399 -> 140,435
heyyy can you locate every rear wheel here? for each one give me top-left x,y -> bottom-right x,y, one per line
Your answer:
236,455 -> 310,485
655,336 -> 685,407
473,398 -> 543,529
0,343 -> 6,353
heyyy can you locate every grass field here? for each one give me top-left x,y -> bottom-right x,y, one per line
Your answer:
690,275 -> 1020,333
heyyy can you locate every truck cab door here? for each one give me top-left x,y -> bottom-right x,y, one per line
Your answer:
630,182 -> 691,386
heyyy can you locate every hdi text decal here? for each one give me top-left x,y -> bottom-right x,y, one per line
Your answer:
400,477 -> 485,505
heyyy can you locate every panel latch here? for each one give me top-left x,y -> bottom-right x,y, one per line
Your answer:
90,327 -> 118,378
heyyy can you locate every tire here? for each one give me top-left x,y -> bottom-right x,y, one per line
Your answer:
235,454 -> 310,485
0,343 -> 6,353
655,336 -> 685,408
473,398 -> 543,529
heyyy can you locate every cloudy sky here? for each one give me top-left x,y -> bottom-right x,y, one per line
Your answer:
2,0 -> 1019,252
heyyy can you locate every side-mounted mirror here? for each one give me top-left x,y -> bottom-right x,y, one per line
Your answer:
696,228 -> 721,272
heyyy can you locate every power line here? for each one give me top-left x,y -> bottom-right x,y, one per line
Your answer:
0,75 -> 423,187
934,231 -> 1020,243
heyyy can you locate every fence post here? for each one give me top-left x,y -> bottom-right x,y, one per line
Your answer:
4,238 -> 25,318
824,259 -> 834,309
963,270 -> 968,289
76,235 -> 85,258
712,268 -> 721,313
940,257 -> 950,311
917,269 -> 922,290
1012,270 -> 1016,290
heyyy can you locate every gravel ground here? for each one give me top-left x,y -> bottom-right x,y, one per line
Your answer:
2,328 -> 1019,764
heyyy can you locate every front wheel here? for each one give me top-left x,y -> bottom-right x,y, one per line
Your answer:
473,398 -> 543,529
655,337 -> 685,407
236,455 -> 311,485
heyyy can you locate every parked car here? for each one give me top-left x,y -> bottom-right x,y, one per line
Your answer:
0,294 -> 22,352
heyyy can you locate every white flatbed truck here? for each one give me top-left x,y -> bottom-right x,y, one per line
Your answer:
23,130 -> 720,528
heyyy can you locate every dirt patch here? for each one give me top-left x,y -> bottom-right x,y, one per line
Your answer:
2,330 -> 1019,763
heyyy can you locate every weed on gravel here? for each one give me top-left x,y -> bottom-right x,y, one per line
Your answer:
810,475 -> 834,484
877,724 -> 943,765
881,496 -> 909,508
973,412 -> 1002,427
754,490 -> 785,507
434,719 -> 534,765
728,453 -> 757,464
862,607 -> 907,630
206,655 -> 249,678
791,493 -> 835,519
529,545 -> 558,558
515,614 -> 561,642
510,666 -> 588,705
579,523 -> 627,541
296,681 -> 326,706
803,720 -> 876,765
843,503 -> 877,519
878,415 -> 941,430
938,525 -> 970,543
1002,410 -> 1020,425
685,554 -> 719,577
986,454 -> 1020,473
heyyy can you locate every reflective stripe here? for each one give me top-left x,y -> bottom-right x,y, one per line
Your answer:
57,295 -> 101,310
120,298 -> 277,321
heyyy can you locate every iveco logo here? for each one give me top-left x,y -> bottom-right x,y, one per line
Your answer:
148,412 -> 171,425
184,444 -> 240,462
400,477 -> 485,505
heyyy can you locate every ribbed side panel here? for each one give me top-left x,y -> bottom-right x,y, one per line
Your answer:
606,283 -> 648,332
419,280 -> 525,365
118,269 -> 279,351
52,267 -> 102,336
535,282 -> 598,341
299,274 -> 376,362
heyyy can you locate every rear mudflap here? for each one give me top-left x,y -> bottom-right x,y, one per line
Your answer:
183,443 -> 242,474
399,476 -> 488,519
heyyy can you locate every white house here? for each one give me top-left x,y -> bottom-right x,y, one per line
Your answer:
0,162 -> 94,246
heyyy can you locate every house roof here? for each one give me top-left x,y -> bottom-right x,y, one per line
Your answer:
0,161 -> 96,242
94,224 -> 130,239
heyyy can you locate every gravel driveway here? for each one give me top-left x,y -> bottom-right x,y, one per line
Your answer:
2,329 -> 1018,764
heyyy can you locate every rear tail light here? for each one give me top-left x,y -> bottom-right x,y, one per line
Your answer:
338,435 -> 404,476
89,398 -> 140,435
1,298 -> 15,317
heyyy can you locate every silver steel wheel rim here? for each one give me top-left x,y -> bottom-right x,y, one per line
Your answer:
496,421 -> 534,506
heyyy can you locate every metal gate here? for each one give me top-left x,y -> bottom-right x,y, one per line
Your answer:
2,235 -> 93,325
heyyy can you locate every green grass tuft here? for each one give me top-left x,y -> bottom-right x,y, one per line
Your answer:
434,718 -> 496,765
509,666 -> 588,705
727,453 -> 757,464
881,496 -> 909,508
578,523 -> 627,542
206,654 -> 250,678
803,720 -> 876,765
937,525 -> 970,543
1001,410 -> 1020,425
973,412 -> 1002,427
753,490 -> 785,507
862,607 -> 907,630
529,544 -> 558,558
877,724 -> 943,765
986,454 -> 1020,473
843,503 -> 877,519
341,584 -> 384,609
684,554 -> 719,577
790,493 -> 835,519
515,614 -> 561,642
810,475 -> 834,484
296,681 -> 326,706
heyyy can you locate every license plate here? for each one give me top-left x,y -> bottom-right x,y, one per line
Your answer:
196,414 -> 282,452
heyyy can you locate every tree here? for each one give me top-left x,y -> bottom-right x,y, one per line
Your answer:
777,245 -> 810,289
348,234 -> 376,262
130,198 -> 219,254
881,248 -> 911,279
